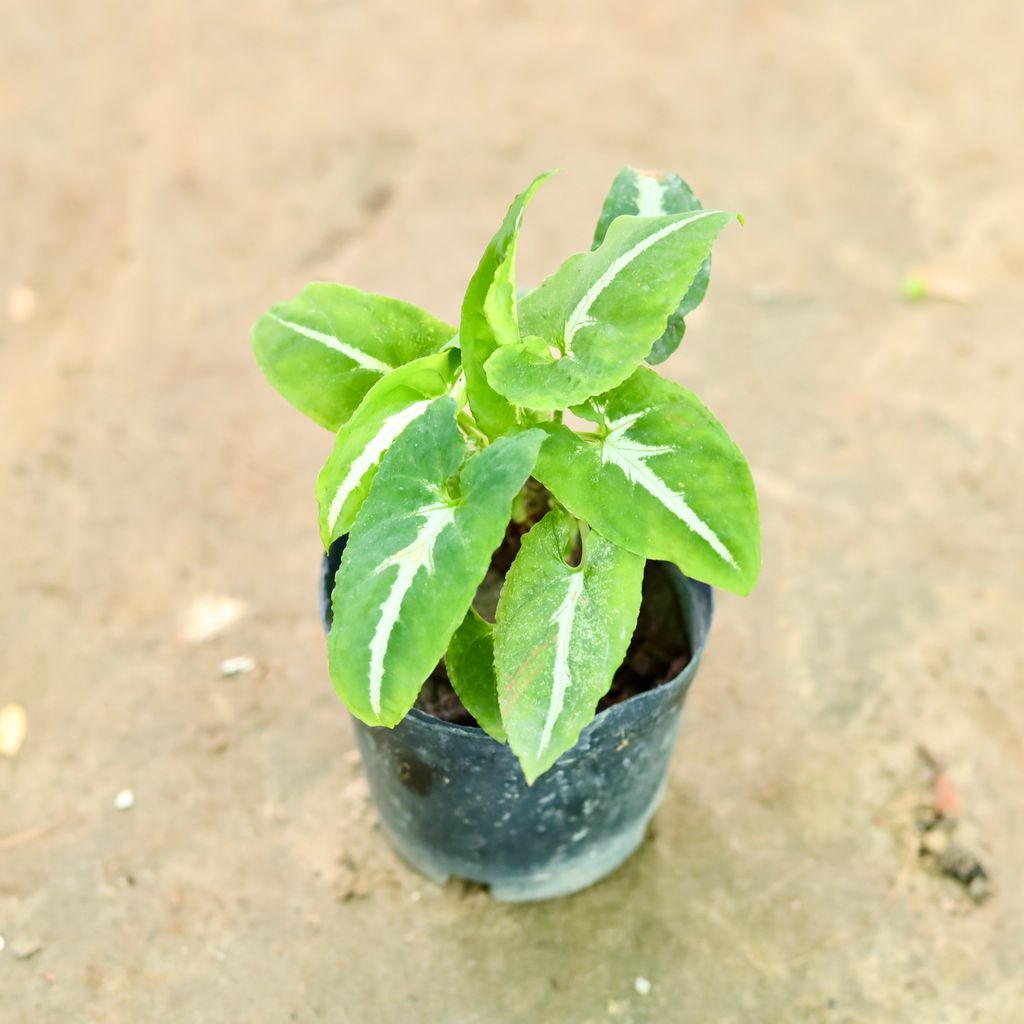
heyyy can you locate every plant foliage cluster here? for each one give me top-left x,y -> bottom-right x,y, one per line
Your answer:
254,168 -> 759,781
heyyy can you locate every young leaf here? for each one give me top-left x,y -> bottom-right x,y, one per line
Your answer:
328,399 -> 543,727
445,609 -> 505,743
483,209 -> 733,410
593,167 -> 713,365
494,509 -> 643,784
316,350 -> 462,547
534,368 -> 760,595
459,172 -> 554,438
253,283 -> 455,430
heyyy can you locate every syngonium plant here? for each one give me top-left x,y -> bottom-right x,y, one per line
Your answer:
253,167 -> 760,783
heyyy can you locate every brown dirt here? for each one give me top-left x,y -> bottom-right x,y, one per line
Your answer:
3,2 -> 1024,1022
417,558 -> 690,724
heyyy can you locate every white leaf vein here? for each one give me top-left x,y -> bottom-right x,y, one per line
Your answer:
326,400 -> 432,534
563,209 -> 718,351
368,503 -> 455,715
538,570 -> 586,757
601,410 -> 738,568
269,312 -> 393,373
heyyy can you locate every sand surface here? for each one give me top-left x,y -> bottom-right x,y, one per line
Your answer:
2,2 -> 1022,1020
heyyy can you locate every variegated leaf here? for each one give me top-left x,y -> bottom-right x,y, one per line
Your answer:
445,608 -> 505,743
316,350 -> 461,547
484,210 -> 734,410
494,510 -> 643,784
534,367 -> 760,595
593,167 -> 712,365
459,172 -> 554,438
328,399 -> 543,727
252,283 -> 455,430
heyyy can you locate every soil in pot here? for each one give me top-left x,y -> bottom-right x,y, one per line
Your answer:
415,526 -> 691,726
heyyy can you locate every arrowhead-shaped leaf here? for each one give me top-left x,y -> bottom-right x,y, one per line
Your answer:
328,399 -> 543,727
459,173 -> 555,437
316,350 -> 461,548
593,167 -> 713,365
483,209 -> 733,410
533,368 -> 760,595
445,608 -> 505,743
253,283 -> 455,430
494,509 -> 644,784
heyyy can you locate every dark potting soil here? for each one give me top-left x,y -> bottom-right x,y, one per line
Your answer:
415,551 -> 692,728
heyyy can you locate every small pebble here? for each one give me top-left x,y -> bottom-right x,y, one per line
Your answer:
0,703 -> 28,758
11,938 -> 43,960
634,976 -> 652,996
0,935 -> 5,953
220,655 -> 256,677
921,827 -> 950,856
114,789 -> 135,811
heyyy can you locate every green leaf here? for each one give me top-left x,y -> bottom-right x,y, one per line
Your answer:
645,311 -> 686,366
459,172 -> 555,437
484,209 -> 733,409
316,350 -> 462,548
593,166 -> 705,243
534,367 -> 760,595
445,609 -> 505,743
328,399 -> 543,727
594,168 -> 713,365
494,509 -> 644,784
252,283 -> 456,430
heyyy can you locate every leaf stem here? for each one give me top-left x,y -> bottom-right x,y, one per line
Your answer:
457,411 -> 489,447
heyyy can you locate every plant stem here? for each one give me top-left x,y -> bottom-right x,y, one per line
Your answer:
457,411 -> 489,446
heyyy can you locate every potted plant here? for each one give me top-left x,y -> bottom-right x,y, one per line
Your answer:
253,167 -> 760,901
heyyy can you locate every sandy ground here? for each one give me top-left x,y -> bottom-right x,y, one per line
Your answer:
2,1 -> 1023,1020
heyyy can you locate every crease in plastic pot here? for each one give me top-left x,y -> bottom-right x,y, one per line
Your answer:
319,538 -> 713,902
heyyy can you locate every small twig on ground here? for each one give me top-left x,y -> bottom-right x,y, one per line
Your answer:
0,816 -> 65,852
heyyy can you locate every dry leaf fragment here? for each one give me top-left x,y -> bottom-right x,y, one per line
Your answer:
932,770 -> 962,819
902,269 -> 976,304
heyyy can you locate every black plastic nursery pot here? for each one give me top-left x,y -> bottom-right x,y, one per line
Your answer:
319,540 -> 714,902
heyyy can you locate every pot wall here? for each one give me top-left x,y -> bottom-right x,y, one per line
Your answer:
320,542 -> 713,902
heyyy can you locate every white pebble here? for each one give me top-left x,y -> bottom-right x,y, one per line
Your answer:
220,655 -> 256,677
634,976 -> 652,996
0,935 -> 5,953
114,789 -> 135,811
0,703 -> 28,758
